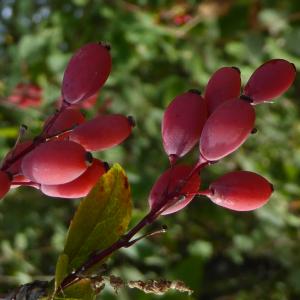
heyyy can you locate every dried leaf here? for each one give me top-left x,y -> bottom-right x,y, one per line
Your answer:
128,279 -> 193,296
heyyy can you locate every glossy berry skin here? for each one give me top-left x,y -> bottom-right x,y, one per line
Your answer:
149,165 -> 201,215
204,67 -> 241,115
21,140 -> 91,185
43,107 -> 85,137
243,59 -> 296,103
200,98 -> 255,161
62,43 -> 112,104
162,91 -> 207,164
0,171 -> 11,199
69,114 -> 133,151
41,159 -> 106,198
208,171 -> 273,211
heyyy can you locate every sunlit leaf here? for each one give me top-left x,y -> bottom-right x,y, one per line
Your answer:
62,163 -> 132,271
54,254 -> 69,290
53,278 -> 96,300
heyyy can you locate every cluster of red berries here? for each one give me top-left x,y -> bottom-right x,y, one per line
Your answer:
149,59 -> 296,215
0,43 -> 133,200
0,43 -> 296,219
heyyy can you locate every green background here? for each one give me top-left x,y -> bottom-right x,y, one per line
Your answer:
0,0 -> 300,299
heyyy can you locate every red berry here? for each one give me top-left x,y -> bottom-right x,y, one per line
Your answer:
0,171 -> 11,199
162,91 -> 207,164
149,165 -> 200,215
43,107 -> 85,137
21,140 -> 91,185
41,159 -> 106,198
200,98 -> 255,161
243,59 -> 296,103
69,114 -> 133,151
62,43 -> 112,104
208,171 -> 273,211
204,67 -> 241,115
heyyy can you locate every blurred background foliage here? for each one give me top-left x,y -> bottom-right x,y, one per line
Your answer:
0,0 -> 300,299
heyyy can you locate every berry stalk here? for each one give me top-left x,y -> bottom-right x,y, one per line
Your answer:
0,106 -> 67,173
58,163 -> 202,292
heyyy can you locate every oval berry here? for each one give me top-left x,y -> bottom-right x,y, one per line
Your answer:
21,140 -> 91,185
149,165 -> 200,215
162,91 -> 207,164
204,67 -> 241,115
69,114 -> 133,151
208,171 -> 273,211
41,159 -> 106,198
62,43 -> 112,104
243,59 -> 296,103
200,98 -> 255,161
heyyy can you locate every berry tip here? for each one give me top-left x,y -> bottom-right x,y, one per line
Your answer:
85,152 -> 93,164
98,41 -> 111,51
103,161 -> 110,172
251,128 -> 258,134
240,94 -> 253,103
187,88 -> 201,95
231,66 -> 241,74
127,116 -> 136,127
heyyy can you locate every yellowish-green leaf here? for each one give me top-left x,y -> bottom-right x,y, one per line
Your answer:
54,254 -> 69,291
54,278 -> 96,300
62,163 -> 132,271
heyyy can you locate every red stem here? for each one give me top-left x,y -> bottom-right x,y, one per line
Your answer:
1,106 -> 67,172
59,210 -> 158,290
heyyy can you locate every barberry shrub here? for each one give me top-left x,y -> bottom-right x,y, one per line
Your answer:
0,43 -> 296,299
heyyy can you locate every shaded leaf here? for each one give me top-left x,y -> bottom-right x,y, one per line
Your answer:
54,279 -> 96,300
54,253 -> 69,291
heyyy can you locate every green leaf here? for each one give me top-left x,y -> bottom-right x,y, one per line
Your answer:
56,279 -> 96,300
54,254 -> 69,290
62,163 -> 132,271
